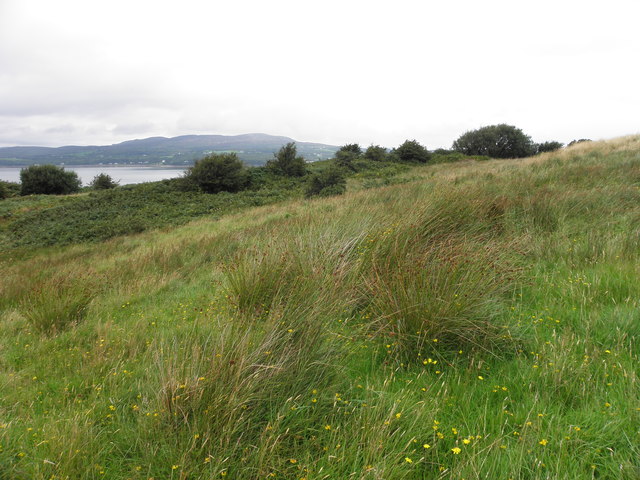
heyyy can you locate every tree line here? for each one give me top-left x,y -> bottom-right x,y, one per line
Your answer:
1,124 -> 578,199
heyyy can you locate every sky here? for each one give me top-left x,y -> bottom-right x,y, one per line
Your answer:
1,0 -> 639,149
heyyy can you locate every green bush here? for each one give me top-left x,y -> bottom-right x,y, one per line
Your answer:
20,164 -> 82,195
364,145 -> 388,162
0,182 -> 7,200
568,138 -> 591,147
305,166 -> 346,197
266,142 -> 307,177
90,173 -> 119,190
1,181 -> 21,198
535,141 -> 564,154
393,139 -> 431,163
452,124 -> 535,158
185,153 -> 249,194
337,143 -> 362,156
334,144 -> 362,169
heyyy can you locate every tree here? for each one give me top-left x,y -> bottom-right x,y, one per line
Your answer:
185,153 -> 249,193
364,145 -> 388,162
535,141 -> 563,154
305,166 -> 346,198
90,173 -> 119,190
393,140 -> 431,163
20,164 -> 82,195
266,142 -> 307,176
452,124 -> 535,158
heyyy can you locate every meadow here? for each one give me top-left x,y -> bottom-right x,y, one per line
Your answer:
0,137 -> 638,479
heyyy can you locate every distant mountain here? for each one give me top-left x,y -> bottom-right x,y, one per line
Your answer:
0,133 -> 340,166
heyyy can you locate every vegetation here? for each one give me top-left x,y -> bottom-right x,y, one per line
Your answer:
0,181 -> 21,198
453,124 -> 535,158
266,142 -> 307,176
0,180 -> 293,250
185,153 -> 249,194
568,138 -> 592,147
90,173 -> 119,190
0,156 -> 411,250
364,144 -> 388,162
334,144 -> 362,170
535,141 -> 563,154
305,166 -> 346,197
393,139 -> 431,163
337,143 -> 362,156
1,135 -> 639,479
19,164 -> 82,195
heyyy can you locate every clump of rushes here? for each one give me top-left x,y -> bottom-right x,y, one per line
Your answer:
358,191 -> 522,359
19,272 -> 98,334
153,300 -> 340,472
223,227 -> 358,319
224,244 -> 306,317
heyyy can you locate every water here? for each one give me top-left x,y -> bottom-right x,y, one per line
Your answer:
0,165 -> 187,186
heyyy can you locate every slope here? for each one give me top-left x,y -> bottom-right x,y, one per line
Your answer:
0,136 -> 639,479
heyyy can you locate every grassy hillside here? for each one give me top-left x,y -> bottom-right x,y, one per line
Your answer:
0,136 -> 639,479
0,160 -> 411,254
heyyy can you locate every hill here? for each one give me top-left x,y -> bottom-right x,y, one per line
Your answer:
0,133 -> 340,166
0,137 -> 639,479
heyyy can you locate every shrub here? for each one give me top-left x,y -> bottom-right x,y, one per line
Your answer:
568,139 -> 591,147
305,166 -> 346,198
266,142 -> 307,177
0,181 -> 20,198
90,173 -> 119,190
20,164 -> 82,195
0,181 -> 7,200
434,148 -> 453,155
364,145 -> 388,162
393,140 -> 431,163
185,153 -> 249,194
334,145 -> 362,170
535,141 -> 563,154
452,124 -> 535,158
338,143 -> 362,156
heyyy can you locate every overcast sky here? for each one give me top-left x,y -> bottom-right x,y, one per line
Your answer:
1,0 -> 638,149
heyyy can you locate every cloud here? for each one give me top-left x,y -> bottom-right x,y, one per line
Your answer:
0,0 -> 639,149
111,122 -> 158,136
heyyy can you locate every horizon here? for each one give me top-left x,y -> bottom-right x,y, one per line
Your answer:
0,132 -> 339,150
2,130 -> 638,153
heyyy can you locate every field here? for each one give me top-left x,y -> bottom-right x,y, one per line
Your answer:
0,137 -> 639,479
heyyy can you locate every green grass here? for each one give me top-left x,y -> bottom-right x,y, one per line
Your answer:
0,136 -> 639,479
0,160 -> 415,254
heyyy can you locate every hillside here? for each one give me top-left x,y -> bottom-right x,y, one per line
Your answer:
0,137 -> 639,479
0,133 -> 340,166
